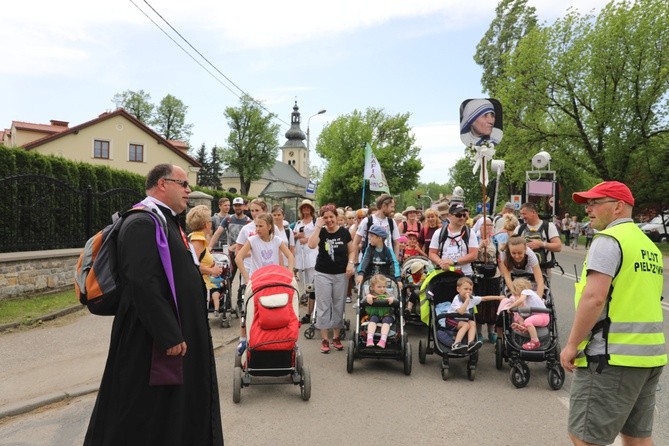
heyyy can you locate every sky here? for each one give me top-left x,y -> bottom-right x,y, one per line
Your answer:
1,0 -> 611,185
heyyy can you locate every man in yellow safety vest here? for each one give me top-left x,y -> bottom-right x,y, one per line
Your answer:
560,181 -> 666,446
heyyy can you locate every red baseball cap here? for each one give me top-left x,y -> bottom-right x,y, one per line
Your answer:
572,181 -> 634,206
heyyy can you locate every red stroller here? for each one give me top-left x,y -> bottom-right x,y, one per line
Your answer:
232,265 -> 311,403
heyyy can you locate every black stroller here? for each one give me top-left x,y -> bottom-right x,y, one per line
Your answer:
346,274 -> 411,375
417,269 -> 479,381
495,272 -> 565,390
209,250 -> 234,328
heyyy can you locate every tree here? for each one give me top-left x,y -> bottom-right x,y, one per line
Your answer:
314,108 -> 422,207
152,94 -> 193,142
220,95 -> 280,195
208,145 -> 222,189
494,0 -> 669,211
112,90 -> 154,123
193,143 -> 209,186
474,0 -> 537,96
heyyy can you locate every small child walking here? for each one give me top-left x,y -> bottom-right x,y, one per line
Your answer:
364,274 -> 395,348
448,277 -> 503,353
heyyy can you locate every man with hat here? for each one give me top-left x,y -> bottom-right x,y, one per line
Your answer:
436,201 -> 450,225
400,205 -> 422,235
294,199 -> 319,323
429,203 -> 479,276
212,196 -> 251,285
560,181 -> 665,446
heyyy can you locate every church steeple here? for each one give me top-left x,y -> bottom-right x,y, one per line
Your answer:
280,101 -> 308,178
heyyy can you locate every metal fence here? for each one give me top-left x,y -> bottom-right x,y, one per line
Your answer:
0,174 -> 143,253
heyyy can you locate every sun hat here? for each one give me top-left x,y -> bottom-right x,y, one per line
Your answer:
503,202 -> 514,210
299,199 -> 315,213
460,99 -> 495,134
409,262 -> 424,275
368,224 -> 388,240
404,231 -> 419,239
232,197 -> 244,205
572,181 -> 634,206
402,206 -> 418,216
398,235 -> 408,243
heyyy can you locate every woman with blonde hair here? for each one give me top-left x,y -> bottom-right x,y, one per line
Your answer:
186,205 -> 223,316
418,208 -> 441,253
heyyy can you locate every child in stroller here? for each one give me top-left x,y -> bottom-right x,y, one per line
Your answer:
364,274 -> 396,348
495,272 -> 565,389
446,276 -> 504,353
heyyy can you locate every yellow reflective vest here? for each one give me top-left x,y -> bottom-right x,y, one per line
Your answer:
574,222 -> 666,368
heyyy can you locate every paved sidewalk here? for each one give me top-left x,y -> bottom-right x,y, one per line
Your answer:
0,309 -> 237,420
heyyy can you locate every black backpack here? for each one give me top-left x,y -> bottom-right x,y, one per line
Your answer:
516,221 -> 557,269
437,225 -> 471,258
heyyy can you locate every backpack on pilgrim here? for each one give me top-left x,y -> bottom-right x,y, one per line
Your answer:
74,205 -> 174,316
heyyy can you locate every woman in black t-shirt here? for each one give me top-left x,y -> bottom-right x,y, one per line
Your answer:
307,204 -> 356,354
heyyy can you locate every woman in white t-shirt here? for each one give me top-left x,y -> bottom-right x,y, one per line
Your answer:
235,213 -> 294,284
498,235 -> 544,298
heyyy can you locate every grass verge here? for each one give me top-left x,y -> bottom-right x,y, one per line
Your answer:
0,289 -> 79,326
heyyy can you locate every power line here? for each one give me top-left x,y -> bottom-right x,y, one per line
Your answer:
129,0 -> 290,128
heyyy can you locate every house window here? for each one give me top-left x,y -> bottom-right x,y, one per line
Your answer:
94,140 -> 110,159
129,143 -> 144,162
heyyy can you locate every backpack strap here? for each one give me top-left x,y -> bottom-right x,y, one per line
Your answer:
437,225 -> 470,258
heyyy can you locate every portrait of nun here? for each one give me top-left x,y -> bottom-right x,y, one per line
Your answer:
459,98 -> 503,147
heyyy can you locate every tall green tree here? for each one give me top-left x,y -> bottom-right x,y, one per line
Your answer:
152,94 -> 193,143
112,90 -> 154,123
314,108 -> 422,207
208,145 -> 222,189
494,0 -> 669,211
193,143 -> 209,186
474,0 -> 537,96
220,95 -> 280,195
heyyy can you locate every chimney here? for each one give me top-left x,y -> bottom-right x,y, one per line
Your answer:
50,120 -> 69,128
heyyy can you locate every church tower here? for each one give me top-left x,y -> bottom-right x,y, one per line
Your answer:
280,101 -> 308,178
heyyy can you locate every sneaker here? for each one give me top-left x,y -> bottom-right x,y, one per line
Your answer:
451,342 -> 466,353
522,340 -> 541,350
467,340 -> 483,352
377,339 -> 386,349
366,338 -> 374,347
477,333 -> 484,343
488,333 -> 498,344
236,340 -> 247,356
345,296 -> 352,303
320,339 -> 330,353
213,310 -> 220,318
332,337 -> 344,351
301,314 -> 311,324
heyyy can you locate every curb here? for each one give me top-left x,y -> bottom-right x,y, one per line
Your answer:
0,305 -> 85,333
0,336 -> 236,421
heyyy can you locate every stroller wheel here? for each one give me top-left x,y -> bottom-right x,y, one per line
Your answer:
232,366 -> 242,403
300,366 -> 311,401
296,351 -> 304,373
510,362 -> 530,388
346,340 -> 355,373
234,354 -> 242,369
495,337 -> 504,370
304,326 -> 315,339
418,340 -> 427,364
441,365 -> 450,381
548,364 -> 565,390
403,342 -> 412,376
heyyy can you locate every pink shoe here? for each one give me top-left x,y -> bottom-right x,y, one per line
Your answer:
377,339 -> 386,349
366,338 -> 374,347
522,339 -> 541,350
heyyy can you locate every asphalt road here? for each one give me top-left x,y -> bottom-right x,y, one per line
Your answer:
0,246 -> 667,446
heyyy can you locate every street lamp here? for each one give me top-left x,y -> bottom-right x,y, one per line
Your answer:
306,109 -> 326,172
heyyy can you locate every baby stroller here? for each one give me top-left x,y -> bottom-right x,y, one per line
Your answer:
210,249 -> 233,328
232,265 -> 310,403
400,255 -> 433,326
495,272 -> 565,390
346,274 -> 411,375
303,282 -> 350,340
417,269 -> 479,381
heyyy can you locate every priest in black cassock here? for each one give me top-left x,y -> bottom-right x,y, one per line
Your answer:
85,164 -> 223,445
